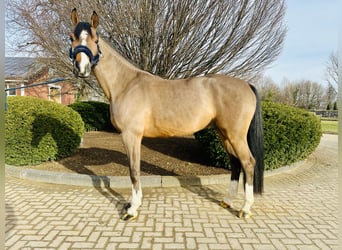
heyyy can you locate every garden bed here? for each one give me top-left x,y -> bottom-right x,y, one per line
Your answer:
27,131 -> 230,176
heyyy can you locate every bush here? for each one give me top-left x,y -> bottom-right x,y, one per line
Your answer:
68,101 -> 114,131
262,102 -> 321,170
5,96 -> 84,166
195,128 -> 230,169
195,102 -> 322,171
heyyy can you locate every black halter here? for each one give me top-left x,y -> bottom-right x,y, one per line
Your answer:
69,43 -> 101,67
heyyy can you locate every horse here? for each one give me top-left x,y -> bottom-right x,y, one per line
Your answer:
69,8 -> 264,221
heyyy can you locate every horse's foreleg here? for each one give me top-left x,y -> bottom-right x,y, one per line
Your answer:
121,131 -> 143,221
221,156 -> 241,209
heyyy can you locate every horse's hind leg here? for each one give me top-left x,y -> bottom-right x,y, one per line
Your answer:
233,140 -> 256,218
220,135 -> 256,218
221,155 -> 241,209
121,131 -> 143,221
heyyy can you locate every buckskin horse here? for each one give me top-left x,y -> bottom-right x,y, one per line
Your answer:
69,9 -> 264,221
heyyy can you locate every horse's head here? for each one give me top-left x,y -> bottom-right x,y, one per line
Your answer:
70,8 -> 101,78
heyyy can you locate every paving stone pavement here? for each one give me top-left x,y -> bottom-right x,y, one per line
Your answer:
5,134 -> 338,249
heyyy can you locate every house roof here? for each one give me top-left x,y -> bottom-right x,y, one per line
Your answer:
5,57 -> 48,81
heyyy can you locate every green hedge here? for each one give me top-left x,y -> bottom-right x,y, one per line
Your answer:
5,96 -> 85,166
195,102 -> 322,171
68,101 -> 114,131
262,102 -> 322,170
194,128 -> 230,169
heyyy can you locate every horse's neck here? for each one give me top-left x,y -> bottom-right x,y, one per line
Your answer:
93,38 -> 142,100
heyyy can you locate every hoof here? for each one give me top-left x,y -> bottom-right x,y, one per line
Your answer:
121,213 -> 137,221
219,200 -> 230,209
238,210 -> 252,219
121,203 -> 137,221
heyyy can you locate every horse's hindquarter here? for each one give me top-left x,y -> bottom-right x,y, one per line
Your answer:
211,75 -> 256,114
209,75 -> 256,137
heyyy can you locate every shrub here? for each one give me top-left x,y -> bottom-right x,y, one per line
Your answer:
262,102 -> 322,170
68,101 -> 114,131
5,96 -> 84,166
195,102 -> 322,171
194,128 -> 230,169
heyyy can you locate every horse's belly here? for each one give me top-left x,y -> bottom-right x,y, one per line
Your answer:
143,108 -> 214,137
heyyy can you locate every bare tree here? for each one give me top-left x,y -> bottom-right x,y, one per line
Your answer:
299,81 -> 324,110
325,52 -> 338,89
6,0 -> 286,95
277,79 -> 324,109
282,81 -> 300,106
253,75 -> 282,102
325,52 -> 338,105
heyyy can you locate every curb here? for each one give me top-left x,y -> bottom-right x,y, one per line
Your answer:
5,159 -> 307,188
5,165 -> 231,188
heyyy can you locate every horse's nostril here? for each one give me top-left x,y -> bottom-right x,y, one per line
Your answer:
73,62 -> 80,75
75,61 -> 80,70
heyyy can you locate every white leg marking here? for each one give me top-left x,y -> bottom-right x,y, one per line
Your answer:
127,183 -> 143,216
242,183 -> 254,214
223,180 -> 239,206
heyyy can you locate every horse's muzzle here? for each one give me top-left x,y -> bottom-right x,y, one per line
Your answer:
73,59 -> 91,78
70,45 -> 100,78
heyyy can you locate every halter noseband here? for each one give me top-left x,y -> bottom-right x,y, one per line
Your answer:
69,44 -> 101,67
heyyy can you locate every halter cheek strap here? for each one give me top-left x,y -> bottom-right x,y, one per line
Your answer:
69,44 -> 101,67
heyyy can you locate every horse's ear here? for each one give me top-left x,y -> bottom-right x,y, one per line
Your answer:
71,8 -> 79,25
91,11 -> 99,29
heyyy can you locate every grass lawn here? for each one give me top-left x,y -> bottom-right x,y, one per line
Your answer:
321,120 -> 338,134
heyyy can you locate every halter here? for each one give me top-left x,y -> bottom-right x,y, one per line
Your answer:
69,43 -> 101,67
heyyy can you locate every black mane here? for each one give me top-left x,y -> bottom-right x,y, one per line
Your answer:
74,22 -> 93,39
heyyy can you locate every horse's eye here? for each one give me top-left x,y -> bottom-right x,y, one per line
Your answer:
70,36 -> 74,42
95,40 -> 99,44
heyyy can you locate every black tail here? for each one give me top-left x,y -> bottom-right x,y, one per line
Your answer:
247,84 -> 264,194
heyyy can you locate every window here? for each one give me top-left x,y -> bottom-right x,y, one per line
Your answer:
6,84 -> 17,96
49,85 -> 61,103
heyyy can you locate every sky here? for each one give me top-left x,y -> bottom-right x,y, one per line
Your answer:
264,0 -> 339,85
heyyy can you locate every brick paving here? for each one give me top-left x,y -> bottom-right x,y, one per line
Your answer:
5,135 -> 338,249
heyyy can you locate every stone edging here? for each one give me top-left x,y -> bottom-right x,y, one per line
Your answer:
5,159 -> 307,188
